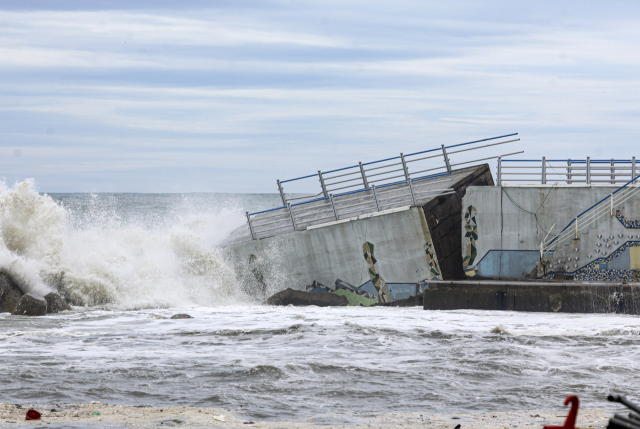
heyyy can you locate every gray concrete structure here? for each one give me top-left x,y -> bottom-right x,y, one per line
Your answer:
227,206 -> 438,299
462,185 -> 640,280
225,165 -> 494,302
423,280 -> 640,314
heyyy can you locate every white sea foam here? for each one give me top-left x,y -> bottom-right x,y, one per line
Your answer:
0,180 -> 253,309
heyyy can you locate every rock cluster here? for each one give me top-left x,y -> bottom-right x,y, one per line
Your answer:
0,272 -> 72,316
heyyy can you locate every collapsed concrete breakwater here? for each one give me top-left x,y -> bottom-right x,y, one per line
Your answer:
423,280 -> 640,314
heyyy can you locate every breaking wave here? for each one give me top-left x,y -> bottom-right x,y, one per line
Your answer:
0,180 -> 251,309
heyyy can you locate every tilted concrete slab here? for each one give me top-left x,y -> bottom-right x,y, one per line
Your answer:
226,205 -> 438,301
225,164 -> 496,301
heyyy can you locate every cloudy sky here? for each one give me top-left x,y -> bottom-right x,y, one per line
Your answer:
1,0 -> 639,193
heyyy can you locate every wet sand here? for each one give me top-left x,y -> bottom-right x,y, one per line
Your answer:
0,403 -> 620,428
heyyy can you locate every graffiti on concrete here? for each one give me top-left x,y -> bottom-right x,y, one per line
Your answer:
363,241 -> 390,303
424,241 -> 442,280
463,205 -> 478,268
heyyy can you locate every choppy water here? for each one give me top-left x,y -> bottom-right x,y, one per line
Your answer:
0,181 -> 639,418
1,308 -> 640,418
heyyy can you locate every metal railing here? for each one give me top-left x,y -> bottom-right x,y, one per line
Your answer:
498,157 -> 638,185
542,173 -> 640,255
244,133 -> 522,240
277,133 -> 521,206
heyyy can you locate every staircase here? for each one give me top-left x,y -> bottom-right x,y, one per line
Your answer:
542,177 -> 640,280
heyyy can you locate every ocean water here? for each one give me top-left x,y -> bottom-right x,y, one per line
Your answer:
0,181 -> 639,418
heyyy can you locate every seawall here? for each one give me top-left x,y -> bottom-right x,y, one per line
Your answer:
423,280 -> 640,314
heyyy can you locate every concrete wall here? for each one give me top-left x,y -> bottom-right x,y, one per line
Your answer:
423,280 -> 640,314
462,185 -> 640,279
226,206 -> 441,300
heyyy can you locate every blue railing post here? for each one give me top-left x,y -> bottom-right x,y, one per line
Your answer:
441,144 -> 452,173
246,212 -> 255,240
318,171 -> 328,198
359,161 -> 369,189
277,180 -> 286,206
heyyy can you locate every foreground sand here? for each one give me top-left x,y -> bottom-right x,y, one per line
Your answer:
0,403 -> 622,428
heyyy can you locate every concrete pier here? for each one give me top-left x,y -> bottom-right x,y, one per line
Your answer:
423,280 -> 640,314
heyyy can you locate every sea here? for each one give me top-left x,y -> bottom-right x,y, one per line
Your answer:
0,180 -> 639,419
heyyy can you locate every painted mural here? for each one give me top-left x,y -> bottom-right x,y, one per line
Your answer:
268,238 -> 442,306
363,241 -> 391,303
462,205 -> 478,268
616,212 -> 640,228
545,210 -> 640,281
546,241 -> 640,282
424,241 -> 442,280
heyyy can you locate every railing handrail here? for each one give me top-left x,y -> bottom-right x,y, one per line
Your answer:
249,205 -> 287,216
498,156 -> 637,186
503,159 -> 633,163
543,173 -> 640,250
246,133 -> 521,241
281,133 -> 517,184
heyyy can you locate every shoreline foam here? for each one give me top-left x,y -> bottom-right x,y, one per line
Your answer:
0,403 -> 620,428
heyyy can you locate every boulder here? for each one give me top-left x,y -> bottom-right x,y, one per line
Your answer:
0,272 -> 23,313
170,313 -> 192,319
266,288 -> 348,307
12,293 -> 47,316
44,292 -> 71,313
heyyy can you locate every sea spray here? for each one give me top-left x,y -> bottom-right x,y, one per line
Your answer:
0,180 -> 256,308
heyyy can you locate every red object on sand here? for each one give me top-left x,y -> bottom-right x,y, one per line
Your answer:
544,395 -> 579,429
25,409 -> 41,420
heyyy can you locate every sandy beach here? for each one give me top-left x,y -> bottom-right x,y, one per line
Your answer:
0,403 -> 622,428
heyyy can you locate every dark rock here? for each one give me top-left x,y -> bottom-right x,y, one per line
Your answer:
0,272 -> 23,313
44,292 -> 71,313
267,288 -> 348,306
170,314 -> 193,319
12,293 -> 47,316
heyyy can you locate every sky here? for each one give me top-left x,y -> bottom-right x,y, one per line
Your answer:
1,0 -> 640,193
